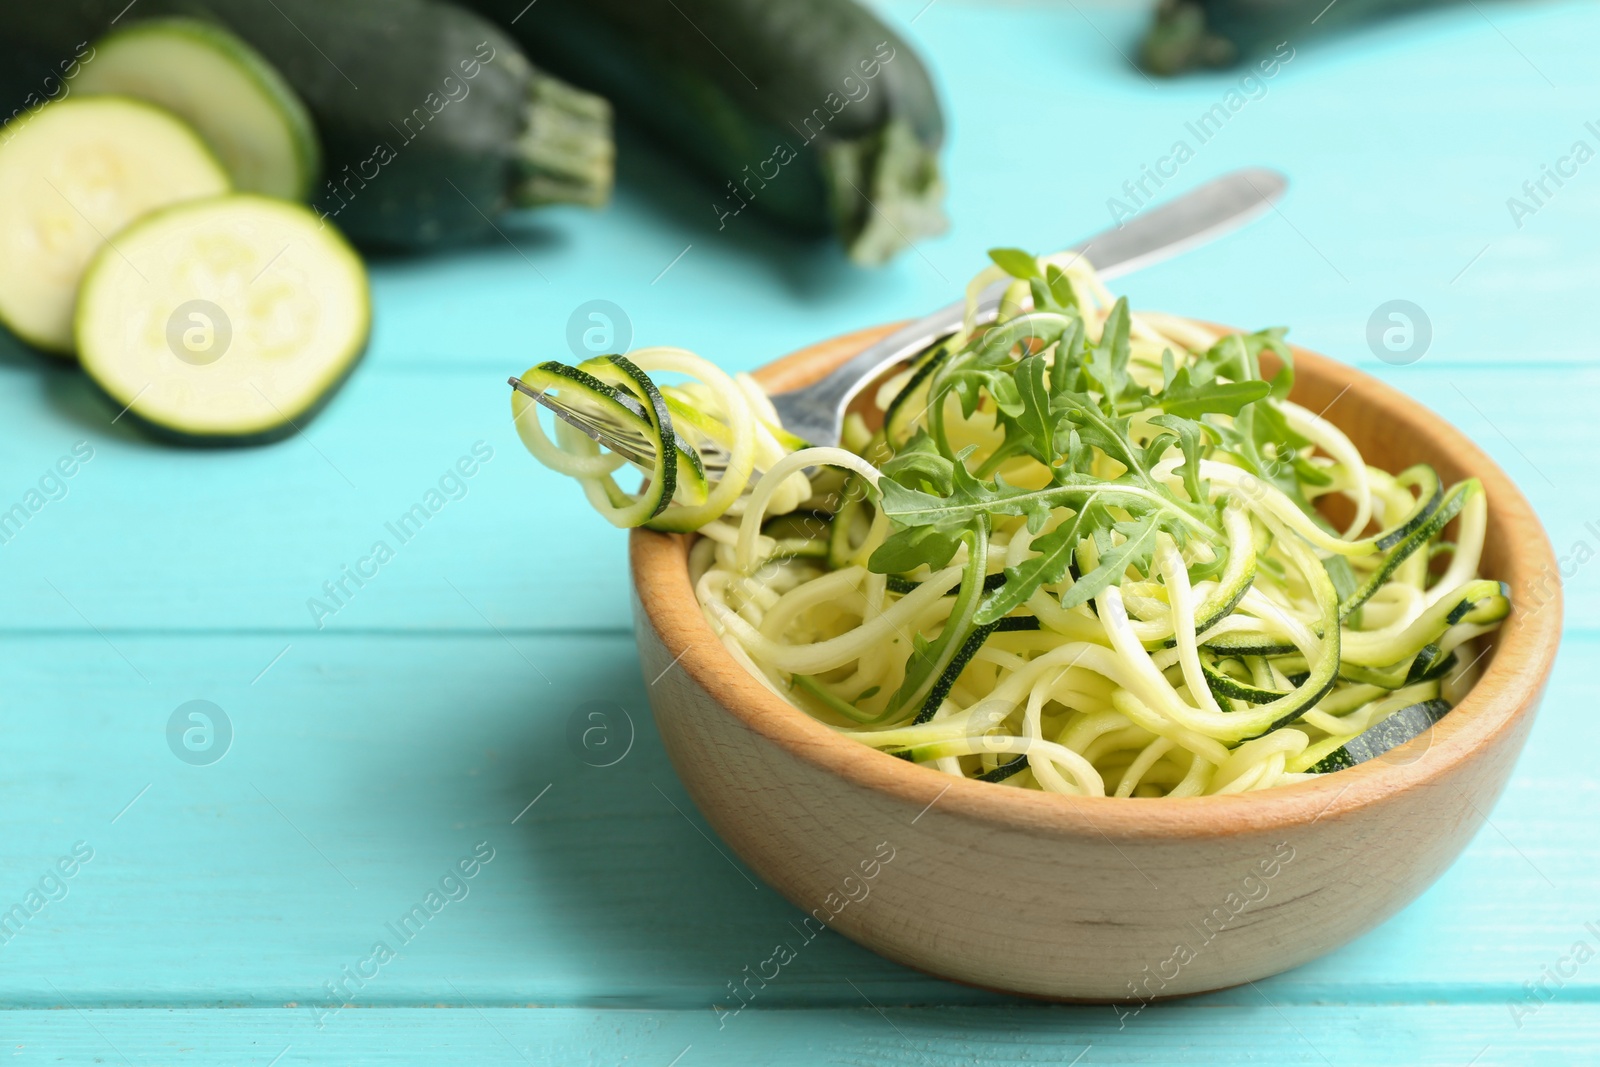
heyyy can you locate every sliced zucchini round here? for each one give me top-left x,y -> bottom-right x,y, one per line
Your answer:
0,96 -> 231,355
74,195 -> 370,443
72,17 -> 320,201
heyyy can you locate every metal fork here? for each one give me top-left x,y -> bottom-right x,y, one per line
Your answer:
512,167 -> 1287,461
507,377 -> 734,475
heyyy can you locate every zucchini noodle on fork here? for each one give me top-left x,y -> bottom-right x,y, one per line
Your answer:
512,250 -> 1509,796
510,345 -> 810,531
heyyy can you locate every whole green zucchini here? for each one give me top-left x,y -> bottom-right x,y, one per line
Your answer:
465,0 -> 947,265
0,0 -> 613,248
1141,0 -> 1460,74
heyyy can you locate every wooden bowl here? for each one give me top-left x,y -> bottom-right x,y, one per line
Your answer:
629,323 -> 1562,1000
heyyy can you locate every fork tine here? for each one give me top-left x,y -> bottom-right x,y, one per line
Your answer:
510,376 -> 599,439
511,375 -> 658,465
510,374 -> 737,478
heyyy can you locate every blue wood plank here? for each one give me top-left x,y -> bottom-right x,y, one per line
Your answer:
1,0 -> 1596,1058
0,631 -> 1590,1008
5,1004 -> 1597,1065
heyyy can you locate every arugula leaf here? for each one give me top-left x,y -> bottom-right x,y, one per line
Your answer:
1257,328 -> 1295,401
880,431 -> 954,494
1293,455 -> 1334,487
972,507 -> 1095,624
1084,297 -> 1133,408
878,471 -> 1195,543
1199,328 -> 1294,401
1028,276 -> 1052,313
1044,264 -> 1079,311
1054,390 -> 1148,482
988,247 -> 1040,279
1191,330 -> 1314,514
1050,315 -> 1086,396
1153,365 -> 1271,418
976,312 -> 1074,364
1060,518 -> 1161,610
1005,354 -> 1054,462
877,265 -> 1283,602
1217,388 -> 1314,511
1147,413 -> 1208,506
868,525 -> 963,573
947,366 -> 1022,420
884,518 -> 991,718
846,250 -> 1331,729
1064,427 -> 1093,476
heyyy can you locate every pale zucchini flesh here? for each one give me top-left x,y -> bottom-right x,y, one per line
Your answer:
74,195 -> 370,442
0,96 -> 231,354
72,17 -> 320,200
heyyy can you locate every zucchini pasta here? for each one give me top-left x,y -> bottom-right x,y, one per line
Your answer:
511,250 -> 1508,796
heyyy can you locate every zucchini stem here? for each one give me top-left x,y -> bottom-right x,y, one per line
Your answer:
1140,0 -> 1237,75
823,119 -> 947,267
513,68 -> 615,209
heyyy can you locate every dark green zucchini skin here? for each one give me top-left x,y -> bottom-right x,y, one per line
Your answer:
0,0 -> 612,249
465,0 -> 947,265
1310,698 -> 1453,773
1141,0 -> 1456,74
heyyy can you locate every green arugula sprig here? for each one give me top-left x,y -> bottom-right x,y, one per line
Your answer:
862,248 -> 1309,723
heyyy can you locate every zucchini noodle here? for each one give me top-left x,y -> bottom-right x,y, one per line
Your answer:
512,251 -> 1510,796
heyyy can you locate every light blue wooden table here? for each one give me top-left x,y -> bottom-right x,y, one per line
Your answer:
3,1 -> 1595,1062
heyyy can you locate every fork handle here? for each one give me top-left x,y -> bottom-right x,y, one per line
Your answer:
769,167 -> 1289,446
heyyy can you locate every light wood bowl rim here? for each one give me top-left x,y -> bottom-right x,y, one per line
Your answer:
630,323 -> 1561,839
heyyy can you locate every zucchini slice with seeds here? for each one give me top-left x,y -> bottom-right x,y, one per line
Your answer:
0,96 -> 231,355
0,0 -> 617,248
71,17 -> 319,199
75,195 -> 370,443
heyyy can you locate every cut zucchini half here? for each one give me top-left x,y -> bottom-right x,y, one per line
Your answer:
74,195 -> 371,444
73,17 -> 320,201
0,96 -> 231,355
